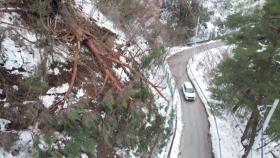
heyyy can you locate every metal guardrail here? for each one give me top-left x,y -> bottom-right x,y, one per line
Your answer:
167,95 -> 177,158
160,63 -> 179,158
166,66 -> 179,158
185,39 -> 212,46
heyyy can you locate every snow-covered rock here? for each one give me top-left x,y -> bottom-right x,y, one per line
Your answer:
0,118 -> 11,132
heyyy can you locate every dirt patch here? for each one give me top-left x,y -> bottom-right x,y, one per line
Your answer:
0,132 -> 18,151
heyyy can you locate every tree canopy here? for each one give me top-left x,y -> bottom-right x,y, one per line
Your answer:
211,0 -> 280,157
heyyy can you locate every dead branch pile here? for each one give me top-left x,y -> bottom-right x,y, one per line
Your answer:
1,0 -> 168,110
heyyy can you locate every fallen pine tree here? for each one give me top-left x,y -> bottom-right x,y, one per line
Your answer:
2,0 -> 168,112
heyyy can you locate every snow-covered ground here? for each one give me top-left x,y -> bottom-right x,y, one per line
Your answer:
187,45 -> 243,158
149,53 -> 183,158
193,0 -> 266,42
0,130 -> 34,158
0,13 -> 41,77
187,45 -> 280,158
75,0 -> 126,38
0,11 -> 73,157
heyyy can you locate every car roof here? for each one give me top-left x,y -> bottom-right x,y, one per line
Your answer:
183,82 -> 193,88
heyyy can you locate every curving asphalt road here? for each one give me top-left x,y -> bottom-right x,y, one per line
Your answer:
167,41 -> 224,158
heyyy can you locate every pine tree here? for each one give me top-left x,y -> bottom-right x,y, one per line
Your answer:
210,0 -> 280,157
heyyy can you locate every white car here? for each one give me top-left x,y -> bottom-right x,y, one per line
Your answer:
182,82 -> 196,101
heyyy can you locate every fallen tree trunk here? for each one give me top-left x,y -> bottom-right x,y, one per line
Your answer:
59,3 -> 84,41
4,0 -> 169,111
58,2 -> 123,95
85,39 -> 123,91
56,1 -> 168,103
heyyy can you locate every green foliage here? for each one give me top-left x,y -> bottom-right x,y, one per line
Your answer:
140,45 -> 165,69
103,93 -> 115,112
61,111 -> 97,157
32,83 -> 169,156
267,107 -> 280,139
168,1 -> 209,28
33,107 -> 98,157
21,77 -> 48,94
115,108 -> 166,155
61,108 -> 83,131
47,114 -> 55,125
64,130 -> 95,158
81,112 -> 100,130
134,85 -> 153,101
226,12 -> 260,29
32,135 -> 61,158
211,0 -> 280,140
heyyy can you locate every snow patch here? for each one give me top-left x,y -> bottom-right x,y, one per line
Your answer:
141,107 -> 148,114
0,118 -> 11,131
51,45 -> 71,63
80,153 -> 88,158
23,101 -> 36,105
257,42 -> 267,53
2,130 -> 35,158
39,95 -> 56,108
53,67 -> 60,75
75,0 -> 126,38
12,85 -> 19,91
18,131 -> 33,144
47,83 -> 69,94
3,103 -> 10,107
76,88 -> 85,98
0,36 -> 41,77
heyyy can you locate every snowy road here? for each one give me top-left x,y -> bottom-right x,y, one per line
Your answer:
168,41 -> 224,158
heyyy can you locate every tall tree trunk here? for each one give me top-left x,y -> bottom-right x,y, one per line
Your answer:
241,112 -> 255,143
242,112 -> 259,158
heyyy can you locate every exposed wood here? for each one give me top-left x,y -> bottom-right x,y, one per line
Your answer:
59,4 -> 84,41
6,0 -> 167,111
105,56 -> 169,102
63,41 -> 80,100
85,39 -> 123,92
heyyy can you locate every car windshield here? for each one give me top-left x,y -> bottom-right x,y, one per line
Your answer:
186,88 -> 194,93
